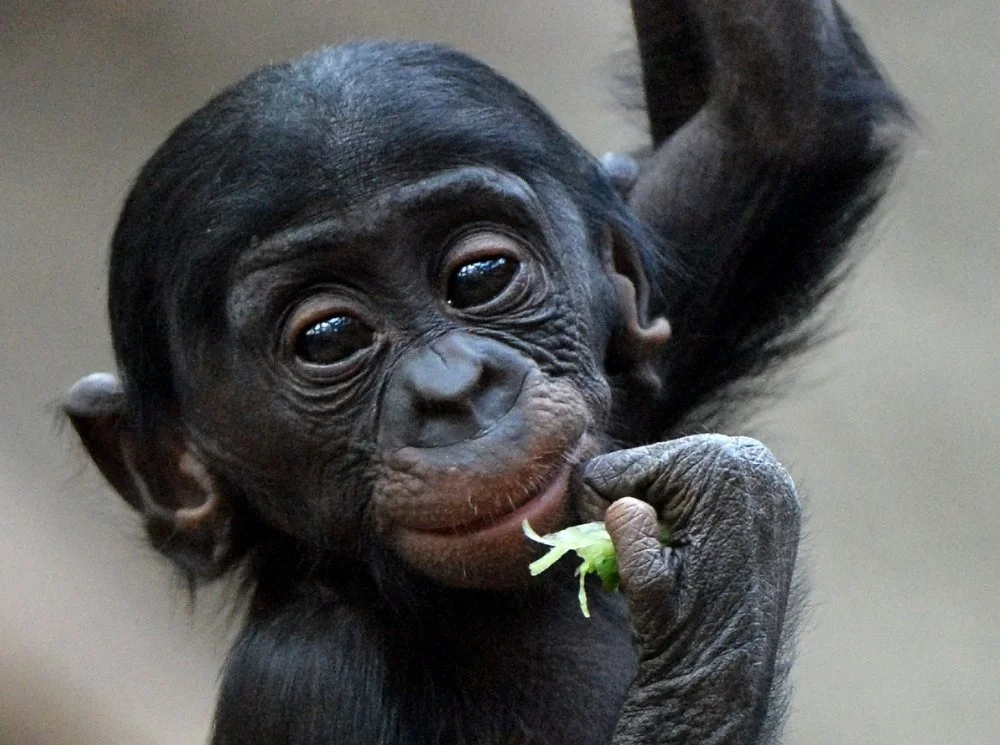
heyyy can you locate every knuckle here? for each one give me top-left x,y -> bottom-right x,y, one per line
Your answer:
584,437 -> 801,534
671,434 -> 744,482
731,437 -> 801,517
580,457 -> 615,490
581,447 -> 647,491
664,435 -> 802,531
697,435 -> 800,509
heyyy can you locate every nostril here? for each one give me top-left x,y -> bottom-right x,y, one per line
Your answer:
473,364 -> 497,394
473,366 -> 522,422
415,397 -> 474,420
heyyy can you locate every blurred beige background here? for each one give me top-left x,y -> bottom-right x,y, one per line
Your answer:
2,1 -> 997,743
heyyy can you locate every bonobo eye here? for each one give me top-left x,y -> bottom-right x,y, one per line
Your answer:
295,315 -> 374,365
444,231 -> 525,310
448,256 -> 519,309
286,299 -> 376,367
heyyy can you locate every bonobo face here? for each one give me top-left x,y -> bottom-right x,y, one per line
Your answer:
180,165 -> 615,588
66,43 -> 667,591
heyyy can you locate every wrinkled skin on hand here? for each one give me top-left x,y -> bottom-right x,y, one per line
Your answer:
582,435 -> 801,745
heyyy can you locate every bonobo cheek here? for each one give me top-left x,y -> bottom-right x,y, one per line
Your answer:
373,375 -> 599,589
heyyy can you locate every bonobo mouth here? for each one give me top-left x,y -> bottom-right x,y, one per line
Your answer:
384,426 -> 585,537
410,460 -> 573,539
387,454 -> 578,589
379,431 -> 591,589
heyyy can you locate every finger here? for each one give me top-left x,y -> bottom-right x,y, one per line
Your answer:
605,498 -> 673,610
581,447 -> 654,502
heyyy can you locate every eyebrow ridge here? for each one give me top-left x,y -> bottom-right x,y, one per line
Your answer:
238,167 -> 540,273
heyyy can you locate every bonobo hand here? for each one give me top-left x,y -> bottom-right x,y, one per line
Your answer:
581,435 -> 801,745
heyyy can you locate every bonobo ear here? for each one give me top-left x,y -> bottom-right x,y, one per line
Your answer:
64,373 -> 235,578
600,152 -> 640,198
603,231 -> 671,392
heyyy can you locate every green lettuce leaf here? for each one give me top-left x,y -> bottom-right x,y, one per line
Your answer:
523,519 -> 670,618
522,520 -> 620,618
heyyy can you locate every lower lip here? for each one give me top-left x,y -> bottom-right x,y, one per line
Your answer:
403,463 -> 572,542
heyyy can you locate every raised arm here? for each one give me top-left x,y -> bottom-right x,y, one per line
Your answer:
627,0 -> 907,431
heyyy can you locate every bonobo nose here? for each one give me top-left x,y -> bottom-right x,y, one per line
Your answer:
380,332 -> 532,449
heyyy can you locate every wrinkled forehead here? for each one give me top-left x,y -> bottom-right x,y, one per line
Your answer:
133,41 -> 606,306
225,42 -> 584,214
133,42 -> 606,322
134,41 -> 601,276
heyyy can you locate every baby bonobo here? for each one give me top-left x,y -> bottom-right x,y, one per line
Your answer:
65,0 -> 904,742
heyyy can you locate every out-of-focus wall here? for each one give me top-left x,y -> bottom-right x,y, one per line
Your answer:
1,1 -> 996,743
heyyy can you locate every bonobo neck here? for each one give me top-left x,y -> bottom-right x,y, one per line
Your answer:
222,568 -> 636,745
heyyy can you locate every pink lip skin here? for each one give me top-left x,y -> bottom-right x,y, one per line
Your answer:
401,462 -> 572,542
456,462 -> 572,537
392,461 -> 576,588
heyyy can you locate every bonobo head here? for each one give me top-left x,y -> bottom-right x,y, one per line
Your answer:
64,41 -> 670,597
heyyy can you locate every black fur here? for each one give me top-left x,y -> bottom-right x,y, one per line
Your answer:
68,4 -> 907,743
